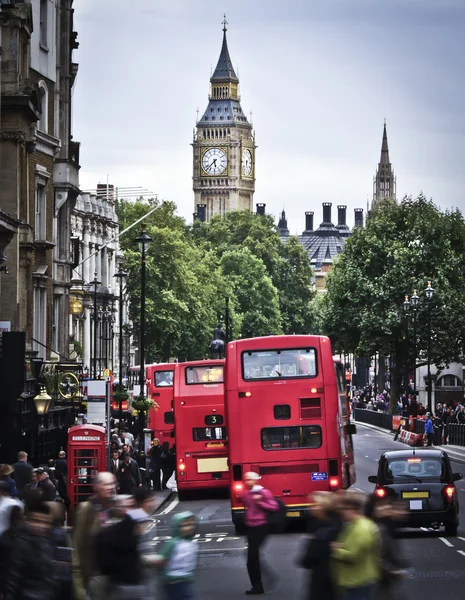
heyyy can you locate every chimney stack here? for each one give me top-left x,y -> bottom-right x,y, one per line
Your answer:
196,204 -> 207,223
354,208 -> 364,228
305,211 -> 314,232
337,205 -> 347,226
322,202 -> 332,224
256,203 -> 266,216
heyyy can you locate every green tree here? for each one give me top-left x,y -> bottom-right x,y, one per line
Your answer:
192,210 -> 316,335
117,198 -> 223,361
219,248 -> 282,338
323,195 -> 465,409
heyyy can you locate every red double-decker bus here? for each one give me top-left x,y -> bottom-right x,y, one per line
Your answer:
146,363 -> 176,448
225,335 -> 356,530
173,360 -> 229,497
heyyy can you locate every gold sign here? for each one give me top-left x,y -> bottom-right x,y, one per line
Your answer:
58,372 -> 80,399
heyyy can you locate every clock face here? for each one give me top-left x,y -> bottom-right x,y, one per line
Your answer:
242,148 -> 253,177
202,148 -> 227,175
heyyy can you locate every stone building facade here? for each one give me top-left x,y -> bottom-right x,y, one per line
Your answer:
70,185 -> 132,380
0,0 -> 81,464
193,19 -> 256,221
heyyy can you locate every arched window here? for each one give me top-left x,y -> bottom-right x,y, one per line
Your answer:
437,375 -> 462,387
37,81 -> 48,133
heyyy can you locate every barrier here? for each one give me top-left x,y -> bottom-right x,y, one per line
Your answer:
398,429 -> 423,447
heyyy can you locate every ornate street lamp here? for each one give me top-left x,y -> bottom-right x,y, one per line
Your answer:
33,386 -> 52,415
135,228 -> 152,423
425,281 -> 434,413
403,295 -> 411,394
410,289 -> 419,395
88,273 -> 101,379
114,263 -> 128,427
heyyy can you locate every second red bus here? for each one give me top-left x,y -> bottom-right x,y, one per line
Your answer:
174,360 -> 229,497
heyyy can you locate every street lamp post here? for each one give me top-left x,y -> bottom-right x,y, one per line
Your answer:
114,264 -> 128,426
403,294 -> 411,395
425,281 -> 434,413
89,273 -> 101,379
410,289 -> 419,395
135,228 -> 152,415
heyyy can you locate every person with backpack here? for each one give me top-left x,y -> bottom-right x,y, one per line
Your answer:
242,472 -> 279,595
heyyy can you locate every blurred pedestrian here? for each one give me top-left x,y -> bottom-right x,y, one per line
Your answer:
73,472 -> 116,600
55,451 -> 67,477
48,501 -> 73,600
4,498 -> 56,600
0,481 -> 23,537
160,442 -> 174,489
0,464 -> 19,499
147,438 -> 162,491
366,495 -> 409,600
424,413 -> 434,446
242,471 -> 279,595
36,467 -> 57,501
331,491 -> 381,600
0,505 -> 24,596
117,452 -> 142,495
96,488 -> 154,599
159,512 -> 199,600
298,492 -> 342,600
11,452 -> 33,499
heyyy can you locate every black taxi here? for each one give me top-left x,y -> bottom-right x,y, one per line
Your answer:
368,449 -> 462,536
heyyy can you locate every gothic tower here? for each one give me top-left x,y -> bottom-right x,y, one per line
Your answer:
372,121 -> 396,209
192,17 -> 256,222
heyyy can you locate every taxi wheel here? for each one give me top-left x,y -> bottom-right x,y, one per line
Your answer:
444,521 -> 458,536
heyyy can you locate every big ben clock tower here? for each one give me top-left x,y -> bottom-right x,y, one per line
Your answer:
193,16 -> 256,221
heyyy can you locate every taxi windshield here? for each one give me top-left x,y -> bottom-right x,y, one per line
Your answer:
385,458 -> 445,481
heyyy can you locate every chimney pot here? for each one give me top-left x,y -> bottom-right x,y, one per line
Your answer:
305,211 -> 314,232
256,203 -> 266,216
322,202 -> 332,224
337,205 -> 347,226
354,208 -> 364,228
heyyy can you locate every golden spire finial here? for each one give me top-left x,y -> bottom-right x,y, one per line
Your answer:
222,13 -> 228,33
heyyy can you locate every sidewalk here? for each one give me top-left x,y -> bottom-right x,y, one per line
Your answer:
356,419 -> 465,465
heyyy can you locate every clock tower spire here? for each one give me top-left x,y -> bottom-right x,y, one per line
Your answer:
192,17 -> 256,222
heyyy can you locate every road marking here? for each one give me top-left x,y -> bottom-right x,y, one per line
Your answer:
158,496 -> 179,515
439,537 -> 454,547
458,537 -> 465,542
458,551 -> 465,557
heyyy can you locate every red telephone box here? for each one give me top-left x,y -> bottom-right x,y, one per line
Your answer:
68,425 -> 107,510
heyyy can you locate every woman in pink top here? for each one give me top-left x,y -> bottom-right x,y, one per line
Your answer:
242,472 -> 279,595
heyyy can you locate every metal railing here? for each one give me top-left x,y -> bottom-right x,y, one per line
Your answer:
355,408 -> 465,447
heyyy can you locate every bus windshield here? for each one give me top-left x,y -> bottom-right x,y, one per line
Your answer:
242,348 -> 317,381
186,366 -> 224,384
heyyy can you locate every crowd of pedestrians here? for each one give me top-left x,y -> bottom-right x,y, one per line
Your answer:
109,427 -> 176,492
240,472 -> 410,598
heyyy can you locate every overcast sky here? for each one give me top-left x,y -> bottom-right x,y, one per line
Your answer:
73,0 -> 465,234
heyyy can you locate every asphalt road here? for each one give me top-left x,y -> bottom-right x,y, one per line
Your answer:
152,425 -> 465,599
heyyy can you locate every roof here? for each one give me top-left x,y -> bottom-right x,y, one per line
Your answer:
382,449 -> 448,460
199,98 -> 250,126
211,28 -> 239,83
379,121 -> 390,166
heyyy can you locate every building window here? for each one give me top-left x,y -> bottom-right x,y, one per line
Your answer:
37,82 -> 48,133
40,0 -> 48,47
437,375 -> 462,387
33,287 -> 47,358
52,295 -> 61,352
35,184 -> 47,240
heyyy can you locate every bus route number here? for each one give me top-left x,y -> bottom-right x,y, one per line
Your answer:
205,414 -> 224,426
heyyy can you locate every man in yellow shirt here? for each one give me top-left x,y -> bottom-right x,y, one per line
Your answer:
332,492 -> 381,600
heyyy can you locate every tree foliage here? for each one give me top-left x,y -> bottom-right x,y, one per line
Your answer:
116,203 -> 317,361
323,195 -> 465,404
